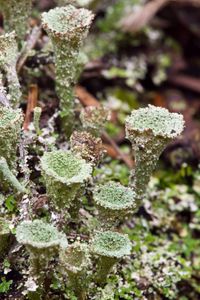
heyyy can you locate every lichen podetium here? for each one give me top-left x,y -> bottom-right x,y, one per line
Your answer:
125,105 -> 184,203
0,0 -> 32,43
42,6 -> 94,137
0,32 -> 21,107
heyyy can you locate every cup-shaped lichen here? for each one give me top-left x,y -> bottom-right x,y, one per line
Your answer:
91,231 -> 131,285
41,150 -> 92,216
70,131 -> 104,166
16,219 -> 68,282
59,242 -> 91,299
80,105 -> 111,137
0,32 -> 21,107
0,217 -> 11,258
0,106 -> 23,170
125,105 -> 184,201
93,181 -> 136,229
42,5 -> 94,136
0,0 -> 32,42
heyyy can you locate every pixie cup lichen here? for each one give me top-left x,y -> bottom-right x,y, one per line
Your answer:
16,219 -> 68,287
42,5 -> 94,137
80,105 -> 111,137
41,150 -> 92,216
91,231 -> 131,285
125,105 -> 184,202
0,32 -> 21,107
0,106 -> 23,170
60,242 -> 91,299
93,181 -> 136,229
0,0 -> 32,42
0,217 -> 11,258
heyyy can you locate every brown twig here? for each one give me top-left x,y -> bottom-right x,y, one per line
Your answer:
23,84 -> 39,130
17,26 -> 42,73
169,74 -> 200,94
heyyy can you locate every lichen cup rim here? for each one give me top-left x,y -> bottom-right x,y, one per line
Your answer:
125,104 -> 185,140
41,150 -> 92,185
93,181 -> 136,210
91,231 -> 132,259
60,242 -> 90,273
41,5 -> 94,40
0,106 -> 22,130
16,219 -> 68,249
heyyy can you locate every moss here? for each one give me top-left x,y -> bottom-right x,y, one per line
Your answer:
93,181 -> 136,228
42,5 -> 94,137
0,106 -> 23,171
0,0 -> 32,42
0,32 -> 21,107
125,105 -> 184,202
41,150 -> 92,214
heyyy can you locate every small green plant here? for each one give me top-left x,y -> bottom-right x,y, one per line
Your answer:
41,5 -> 94,137
0,218 -> 11,258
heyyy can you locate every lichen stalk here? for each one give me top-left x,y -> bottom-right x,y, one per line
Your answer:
41,6 -> 94,137
0,218 -> 11,258
0,32 -> 21,107
0,106 -> 23,170
125,105 -> 184,203
91,231 -> 131,286
0,0 -> 32,42
33,106 -> 42,135
41,150 -> 92,218
59,242 -> 91,299
93,181 -> 136,229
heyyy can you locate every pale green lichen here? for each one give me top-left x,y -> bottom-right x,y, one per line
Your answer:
41,150 -> 92,215
0,106 -> 23,170
33,106 -> 42,136
80,105 -> 111,137
0,0 -> 32,42
125,105 -> 184,202
60,242 -> 91,299
0,32 -> 21,107
0,157 -> 26,193
70,130 -> 104,166
91,231 -> 131,285
93,181 -> 136,228
0,217 -> 11,258
42,5 -> 94,137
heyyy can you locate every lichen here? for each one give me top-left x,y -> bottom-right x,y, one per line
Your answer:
125,105 -> 184,202
42,5 -> 94,137
0,217 -> 11,258
93,181 -> 136,228
60,242 -> 91,298
0,106 -> 23,171
70,130 -> 105,166
0,0 -> 32,42
80,105 -> 111,136
41,150 -> 92,214
0,32 -> 21,107
91,231 -> 131,285
33,106 -> 42,136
